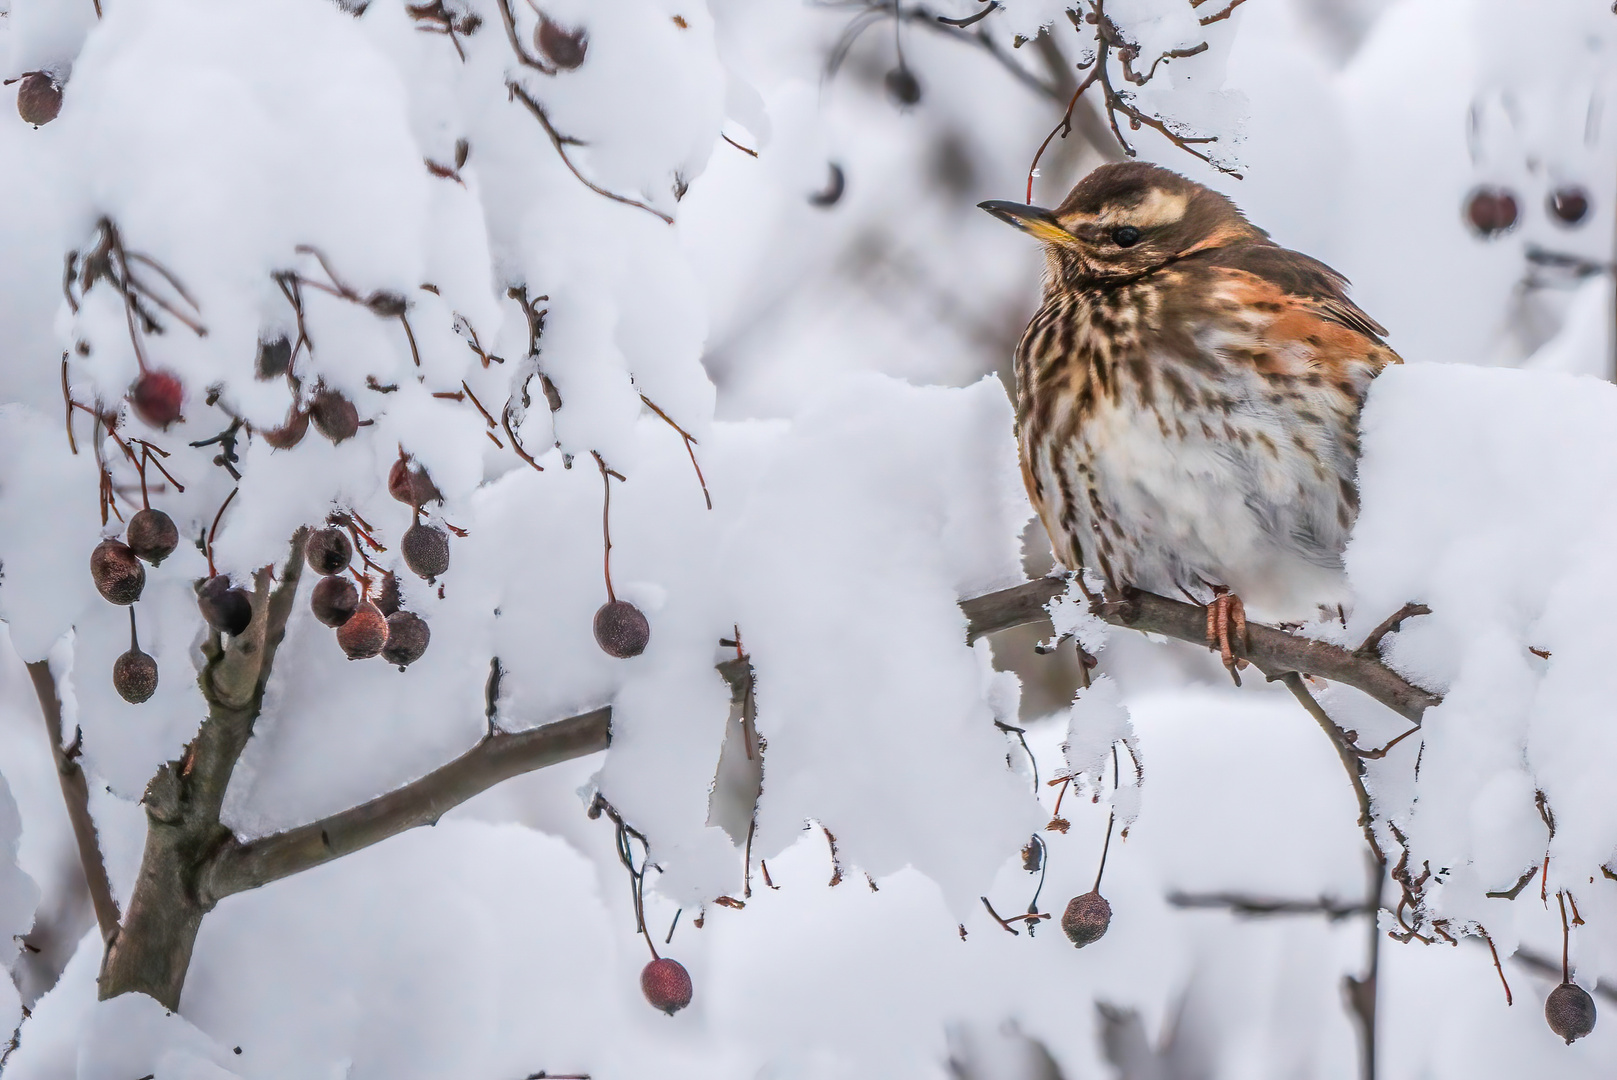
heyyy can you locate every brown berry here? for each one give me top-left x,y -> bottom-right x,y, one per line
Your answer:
1549,186 -> 1590,226
388,458 -> 442,507
16,73 -> 61,126
126,508 -> 178,566
263,407 -> 309,449
884,66 -> 921,106
336,600 -> 388,659
198,575 -> 252,636
364,291 -> 407,318
309,388 -> 359,443
374,571 -> 402,616
130,370 -> 184,429
1465,186 -> 1519,238
382,611 -> 430,668
1061,890 -> 1111,948
594,600 -> 650,658
640,958 -> 692,1015
256,336 -> 292,379
113,646 -> 158,704
1546,981 -> 1596,1044
310,574 -> 358,627
401,522 -> 449,580
536,15 -> 587,69
91,540 -> 145,605
305,527 -> 353,575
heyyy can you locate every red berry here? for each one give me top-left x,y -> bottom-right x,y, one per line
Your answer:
336,600 -> 388,659
594,600 -> 650,658
1549,186 -> 1590,226
130,370 -> 184,429
16,73 -> 61,126
1547,981 -> 1596,1044
640,958 -> 692,1015
388,458 -> 442,507
381,610 -> 430,668
309,388 -> 359,443
305,527 -> 353,576
113,646 -> 158,703
310,574 -> 358,627
1465,186 -> 1519,238
536,15 -> 587,69
91,539 -> 145,605
1061,890 -> 1111,948
127,508 -> 178,566
401,522 -> 449,580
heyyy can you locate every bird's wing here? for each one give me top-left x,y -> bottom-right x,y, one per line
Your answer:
1195,243 -> 1389,345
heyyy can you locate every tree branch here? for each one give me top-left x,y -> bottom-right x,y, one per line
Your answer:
1166,889 -> 1372,921
24,660 -> 120,945
203,708 -> 610,899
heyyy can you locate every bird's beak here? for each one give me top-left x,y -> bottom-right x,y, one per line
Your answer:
978,200 -> 1071,243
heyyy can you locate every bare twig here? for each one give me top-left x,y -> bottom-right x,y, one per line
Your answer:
506,83 -> 674,225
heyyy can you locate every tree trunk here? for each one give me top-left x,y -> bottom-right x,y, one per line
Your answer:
97,818 -> 216,1009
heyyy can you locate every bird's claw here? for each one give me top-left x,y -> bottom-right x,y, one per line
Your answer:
1205,590 -> 1250,685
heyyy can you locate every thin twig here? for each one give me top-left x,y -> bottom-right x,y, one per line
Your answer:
506,83 -> 674,225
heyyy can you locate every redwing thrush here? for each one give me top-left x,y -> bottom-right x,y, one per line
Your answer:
981,163 -> 1401,675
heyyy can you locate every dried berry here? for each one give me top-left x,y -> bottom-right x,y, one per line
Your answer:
198,575 -> 252,636
130,370 -> 184,429
594,600 -> 650,659
91,539 -> 145,605
256,336 -> 292,379
401,522 -> 450,580
1549,186 -> 1590,226
884,66 -> 921,106
536,15 -> 587,69
16,73 -> 61,126
1061,890 -> 1112,948
126,508 -> 178,566
388,458 -> 442,507
382,611 -> 430,668
306,527 -> 353,575
1546,981 -> 1596,1044
311,574 -> 358,628
113,645 -> 158,704
640,958 -> 692,1015
375,571 -> 402,616
1465,186 -> 1519,238
263,407 -> 309,450
364,291 -> 407,318
309,388 -> 359,443
336,600 -> 388,659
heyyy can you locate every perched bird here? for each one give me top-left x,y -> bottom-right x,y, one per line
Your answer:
981,162 -> 1400,676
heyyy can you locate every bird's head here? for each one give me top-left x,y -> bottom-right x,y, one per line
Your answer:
980,162 -> 1264,285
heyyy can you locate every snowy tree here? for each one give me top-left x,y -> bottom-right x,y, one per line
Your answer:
0,0 -> 1614,1077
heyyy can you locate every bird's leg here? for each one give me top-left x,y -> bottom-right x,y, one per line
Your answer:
1204,586 -> 1249,685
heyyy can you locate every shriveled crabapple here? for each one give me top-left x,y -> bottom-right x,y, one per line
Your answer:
113,610 -> 158,705
129,370 -> 184,429
198,575 -> 252,636
388,457 -> 442,507
381,611 -> 430,669
91,539 -> 145,605
126,508 -> 179,566
640,958 -> 692,1015
336,600 -> 388,660
1546,982 -> 1596,1044
594,600 -> 650,659
1464,186 -> 1519,238
309,388 -> 359,443
310,574 -> 358,628
536,15 -> 587,69
305,527 -> 353,576
1060,890 -> 1112,948
263,407 -> 309,450
401,522 -> 449,580
15,73 -> 62,126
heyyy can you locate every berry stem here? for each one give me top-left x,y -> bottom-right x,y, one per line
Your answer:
128,606 -> 140,651
206,487 -> 238,577
592,451 -> 616,603
1559,890 -> 1571,983
1092,743 -> 1122,892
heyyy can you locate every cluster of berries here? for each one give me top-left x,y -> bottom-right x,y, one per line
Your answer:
1465,184 -> 1591,238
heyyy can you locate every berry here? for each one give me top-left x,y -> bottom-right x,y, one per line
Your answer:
885,66 -> 921,106
1549,186 -> 1590,226
91,540 -> 145,605
593,600 -> 650,658
130,370 -> 184,429
113,645 -> 158,704
16,73 -> 61,126
364,291 -> 407,318
1465,186 -> 1518,238
1546,981 -> 1596,1044
256,336 -> 292,379
310,388 -> 359,443
374,571 -> 402,616
536,16 -> 587,69
1060,890 -> 1111,948
198,575 -> 252,636
382,611 -> 430,668
388,458 -> 442,507
336,600 -> 388,659
305,527 -> 353,575
263,408 -> 309,450
401,522 -> 450,580
310,574 -> 358,627
126,508 -> 178,566
640,958 -> 692,1015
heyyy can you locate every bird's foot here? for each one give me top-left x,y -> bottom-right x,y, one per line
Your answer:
1204,588 -> 1250,686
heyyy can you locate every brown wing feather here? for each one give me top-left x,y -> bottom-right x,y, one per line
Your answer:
1194,243 -> 1389,344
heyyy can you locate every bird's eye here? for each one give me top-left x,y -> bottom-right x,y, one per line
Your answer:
1110,225 -> 1142,247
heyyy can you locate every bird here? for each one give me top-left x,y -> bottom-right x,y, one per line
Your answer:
980,162 -> 1400,678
